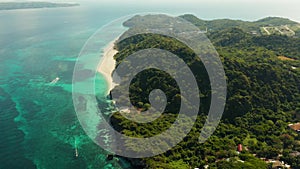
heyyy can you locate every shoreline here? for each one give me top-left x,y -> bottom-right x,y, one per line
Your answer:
97,40 -> 119,96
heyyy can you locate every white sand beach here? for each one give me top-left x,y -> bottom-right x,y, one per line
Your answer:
97,40 -> 119,95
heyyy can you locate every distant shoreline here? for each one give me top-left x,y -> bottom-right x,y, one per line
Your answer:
0,2 -> 79,11
97,40 -> 119,96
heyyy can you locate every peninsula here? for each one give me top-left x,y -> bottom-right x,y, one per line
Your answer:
0,2 -> 79,10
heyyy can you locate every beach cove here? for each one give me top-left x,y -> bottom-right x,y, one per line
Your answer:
98,40 -> 119,95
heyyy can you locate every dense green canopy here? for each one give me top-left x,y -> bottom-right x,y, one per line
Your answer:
108,15 -> 300,169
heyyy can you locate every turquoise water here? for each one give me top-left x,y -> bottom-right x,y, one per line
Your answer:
0,6 -> 128,169
1,2 -> 299,169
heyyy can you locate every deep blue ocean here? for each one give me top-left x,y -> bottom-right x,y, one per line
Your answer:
0,2 -> 299,169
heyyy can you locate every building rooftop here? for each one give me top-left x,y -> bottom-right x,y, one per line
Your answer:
289,123 -> 300,131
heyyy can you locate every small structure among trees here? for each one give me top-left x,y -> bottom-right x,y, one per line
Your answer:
288,123 -> 300,132
237,144 -> 243,152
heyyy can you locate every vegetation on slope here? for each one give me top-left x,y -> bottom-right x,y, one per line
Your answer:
181,14 -> 300,37
109,15 -> 300,169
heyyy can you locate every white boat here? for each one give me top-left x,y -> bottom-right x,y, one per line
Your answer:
50,77 -> 60,84
75,139 -> 78,158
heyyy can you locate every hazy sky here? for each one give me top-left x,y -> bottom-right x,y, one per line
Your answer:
90,0 -> 300,22
1,0 -> 299,22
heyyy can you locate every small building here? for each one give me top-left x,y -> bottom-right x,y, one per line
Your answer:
289,123 -> 300,132
250,31 -> 258,35
237,144 -> 243,152
271,160 -> 283,169
289,151 -> 300,157
267,159 -> 291,169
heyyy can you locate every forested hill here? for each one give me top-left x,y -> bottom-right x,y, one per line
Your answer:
180,14 -> 300,37
208,28 -> 300,60
109,14 -> 300,169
